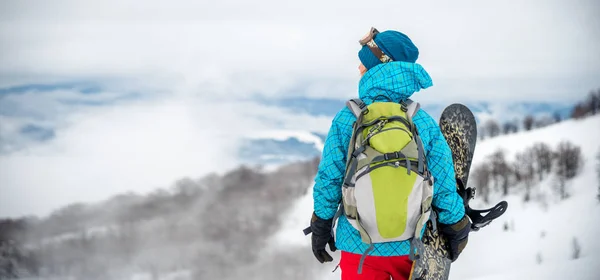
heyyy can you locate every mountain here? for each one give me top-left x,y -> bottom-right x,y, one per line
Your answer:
0,160 -> 323,279
2,115 -> 597,280
257,96 -> 574,121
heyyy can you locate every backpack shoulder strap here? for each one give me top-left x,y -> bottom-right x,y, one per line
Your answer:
404,98 -> 427,174
404,98 -> 420,119
346,98 -> 367,118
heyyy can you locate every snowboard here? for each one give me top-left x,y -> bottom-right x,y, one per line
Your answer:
409,104 -> 508,280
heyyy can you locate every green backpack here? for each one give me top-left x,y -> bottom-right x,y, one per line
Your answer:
334,98 -> 434,271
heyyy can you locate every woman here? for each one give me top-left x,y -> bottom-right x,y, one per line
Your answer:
308,28 -> 471,280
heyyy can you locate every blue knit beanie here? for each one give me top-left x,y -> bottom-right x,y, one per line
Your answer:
358,30 -> 419,70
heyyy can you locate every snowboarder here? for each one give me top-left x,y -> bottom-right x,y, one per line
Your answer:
307,28 -> 472,280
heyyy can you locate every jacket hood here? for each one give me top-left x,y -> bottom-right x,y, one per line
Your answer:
358,61 -> 433,104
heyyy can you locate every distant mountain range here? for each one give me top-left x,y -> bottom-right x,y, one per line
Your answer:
257,96 -> 574,121
240,97 -> 575,166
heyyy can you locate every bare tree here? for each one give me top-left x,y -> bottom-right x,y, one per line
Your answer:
513,119 -> 520,133
490,149 -> 511,196
555,141 -> 583,180
571,237 -> 581,260
596,149 -> 600,202
553,112 -> 562,123
532,143 -> 553,180
515,148 -> 536,202
471,163 -> 492,203
485,119 -> 501,138
502,122 -> 511,135
596,89 -> 600,113
502,122 -> 518,135
587,90 -> 599,115
172,177 -> 202,210
523,115 -> 535,131
511,160 -> 522,183
554,141 -> 583,199
571,104 -> 587,119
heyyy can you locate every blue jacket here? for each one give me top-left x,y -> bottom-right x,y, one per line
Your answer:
312,61 -> 465,256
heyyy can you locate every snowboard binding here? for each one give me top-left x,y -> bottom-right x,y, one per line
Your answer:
457,178 -> 508,232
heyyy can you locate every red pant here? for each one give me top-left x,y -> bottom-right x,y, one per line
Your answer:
340,251 -> 414,280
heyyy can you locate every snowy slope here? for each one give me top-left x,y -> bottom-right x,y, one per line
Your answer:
450,115 -> 600,279
268,115 -> 600,280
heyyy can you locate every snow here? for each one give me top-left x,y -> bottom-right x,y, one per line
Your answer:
270,185 -> 314,249
268,115 -> 600,279
449,115 -> 600,279
465,258 -> 600,280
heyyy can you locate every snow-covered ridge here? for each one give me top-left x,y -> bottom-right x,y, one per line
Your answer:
245,130 -> 325,151
238,130 -> 325,167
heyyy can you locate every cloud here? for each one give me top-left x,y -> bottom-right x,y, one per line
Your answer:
1,0 -> 599,217
0,87 -> 333,217
18,124 -> 55,141
1,0 -> 598,101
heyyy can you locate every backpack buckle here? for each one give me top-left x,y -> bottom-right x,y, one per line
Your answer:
400,101 -> 408,112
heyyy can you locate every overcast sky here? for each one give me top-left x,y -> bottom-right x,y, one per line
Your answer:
1,0 -> 599,218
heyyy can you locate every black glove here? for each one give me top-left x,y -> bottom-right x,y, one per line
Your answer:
439,215 -> 471,262
309,212 -> 337,263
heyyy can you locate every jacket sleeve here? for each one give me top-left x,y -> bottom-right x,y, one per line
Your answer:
313,109 -> 354,220
416,110 -> 465,225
